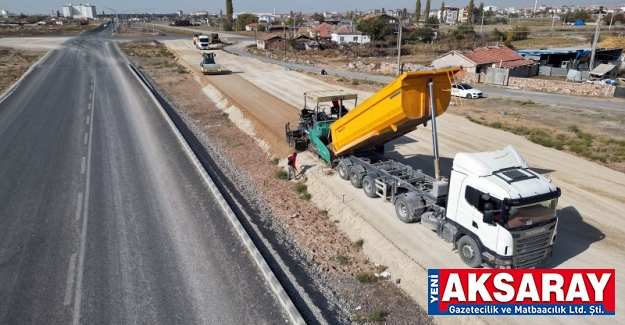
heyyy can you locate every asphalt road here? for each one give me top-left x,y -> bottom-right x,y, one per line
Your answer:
0,24 -> 286,324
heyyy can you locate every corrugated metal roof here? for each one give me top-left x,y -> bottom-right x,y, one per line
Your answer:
590,63 -> 616,76
516,48 -> 591,56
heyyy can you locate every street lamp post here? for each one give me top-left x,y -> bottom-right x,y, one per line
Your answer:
589,6 -> 603,71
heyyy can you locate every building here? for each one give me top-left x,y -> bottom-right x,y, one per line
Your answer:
62,3 -> 96,19
309,22 -> 334,40
431,45 -> 537,77
331,28 -> 370,45
256,35 -> 286,50
177,10 -> 183,17
1,9 -> 16,18
442,7 -> 459,24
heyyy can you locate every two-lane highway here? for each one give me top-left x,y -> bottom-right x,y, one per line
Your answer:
0,26 -> 286,324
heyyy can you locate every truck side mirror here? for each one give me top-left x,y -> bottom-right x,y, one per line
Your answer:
483,203 -> 494,224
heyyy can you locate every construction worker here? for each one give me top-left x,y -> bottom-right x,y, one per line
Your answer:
287,152 -> 298,180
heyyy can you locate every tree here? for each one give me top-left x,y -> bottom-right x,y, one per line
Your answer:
424,0 -> 431,21
257,24 -> 266,32
506,25 -> 530,41
439,1 -> 446,23
356,17 -> 394,46
311,12 -> 325,22
451,25 -> 475,39
604,13 -> 625,24
236,13 -> 256,30
402,8 -> 408,18
408,27 -> 435,42
415,0 -> 421,24
225,0 -> 233,23
563,9 -> 590,22
425,16 -> 439,29
467,0 -> 474,24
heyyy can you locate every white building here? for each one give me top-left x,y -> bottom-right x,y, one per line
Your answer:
62,3 -> 96,19
331,29 -> 370,45
444,7 -> 459,24
177,10 -> 183,17
1,9 -> 16,17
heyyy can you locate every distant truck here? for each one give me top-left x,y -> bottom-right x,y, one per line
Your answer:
196,35 -> 210,50
200,52 -> 221,74
171,20 -> 191,27
210,33 -> 221,43
285,68 -> 562,269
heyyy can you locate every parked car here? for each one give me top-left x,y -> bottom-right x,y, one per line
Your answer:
451,83 -> 483,99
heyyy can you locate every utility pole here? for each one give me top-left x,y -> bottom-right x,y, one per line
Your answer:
480,11 -> 484,33
589,6 -> 603,71
396,19 -> 403,76
551,11 -> 555,31
609,12 -> 614,30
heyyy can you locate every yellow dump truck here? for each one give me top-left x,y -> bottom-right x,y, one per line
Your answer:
285,68 -> 458,164
285,67 -> 562,269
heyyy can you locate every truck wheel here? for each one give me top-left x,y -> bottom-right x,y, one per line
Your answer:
349,167 -> 362,188
420,212 -> 439,231
394,195 -> 415,223
337,161 -> 349,180
457,236 -> 482,268
362,174 -> 377,198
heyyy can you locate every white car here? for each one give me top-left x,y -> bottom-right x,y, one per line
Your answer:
451,83 -> 483,99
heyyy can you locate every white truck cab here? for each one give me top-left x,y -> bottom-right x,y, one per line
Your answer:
444,145 -> 561,268
197,35 -> 210,50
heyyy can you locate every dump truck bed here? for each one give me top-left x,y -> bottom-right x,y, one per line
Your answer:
329,67 -> 459,157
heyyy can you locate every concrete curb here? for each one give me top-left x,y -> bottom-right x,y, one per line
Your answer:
114,43 -> 306,325
0,49 -> 54,104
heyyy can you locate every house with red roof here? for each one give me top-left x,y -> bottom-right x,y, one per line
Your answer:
308,22 -> 334,40
431,45 -> 538,77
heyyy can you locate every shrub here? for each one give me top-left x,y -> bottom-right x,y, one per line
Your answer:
335,254 -> 348,265
370,308 -> 384,322
511,125 -> 531,135
356,272 -> 378,283
354,239 -> 364,249
567,125 -> 580,133
294,183 -> 307,193
529,130 -> 554,147
275,170 -> 288,179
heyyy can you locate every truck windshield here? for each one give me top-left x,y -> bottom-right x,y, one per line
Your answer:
505,199 -> 557,229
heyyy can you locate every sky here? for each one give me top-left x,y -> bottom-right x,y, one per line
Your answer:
5,0 -> 624,16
